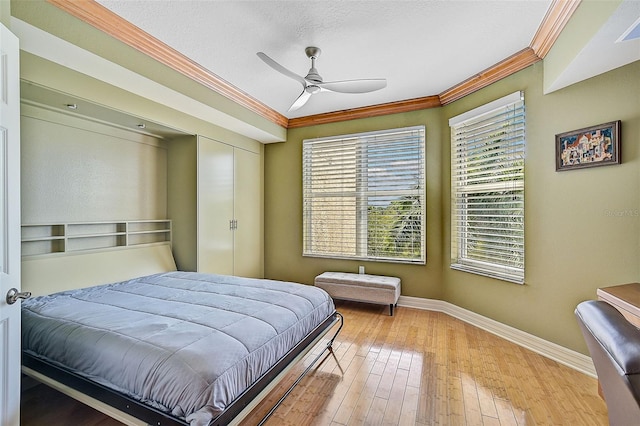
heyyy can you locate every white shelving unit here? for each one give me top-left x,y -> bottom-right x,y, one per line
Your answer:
21,220 -> 171,257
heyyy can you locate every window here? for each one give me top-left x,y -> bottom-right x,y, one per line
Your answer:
303,126 -> 425,263
450,92 -> 525,284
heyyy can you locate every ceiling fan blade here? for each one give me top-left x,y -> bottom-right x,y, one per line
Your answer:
318,78 -> 387,94
257,52 -> 307,87
288,89 -> 313,112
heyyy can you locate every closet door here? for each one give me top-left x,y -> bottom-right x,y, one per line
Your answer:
197,136 -> 234,274
233,148 -> 262,278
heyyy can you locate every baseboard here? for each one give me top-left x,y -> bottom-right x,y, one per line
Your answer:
397,295 -> 596,378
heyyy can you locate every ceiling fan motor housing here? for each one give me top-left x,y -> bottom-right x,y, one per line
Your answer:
304,47 -> 323,83
305,67 -> 322,83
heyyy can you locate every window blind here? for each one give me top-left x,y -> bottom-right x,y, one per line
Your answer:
450,92 -> 525,284
303,126 -> 425,263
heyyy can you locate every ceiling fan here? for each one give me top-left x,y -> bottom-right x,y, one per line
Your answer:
257,46 -> 387,112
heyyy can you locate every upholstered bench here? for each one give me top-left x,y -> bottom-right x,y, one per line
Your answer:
314,272 -> 401,316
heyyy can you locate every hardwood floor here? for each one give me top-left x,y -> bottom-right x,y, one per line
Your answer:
21,301 -> 608,425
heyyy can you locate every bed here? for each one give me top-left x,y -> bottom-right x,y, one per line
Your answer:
20,243 -> 341,426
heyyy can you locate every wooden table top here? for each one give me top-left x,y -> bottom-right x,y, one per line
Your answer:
597,283 -> 640,328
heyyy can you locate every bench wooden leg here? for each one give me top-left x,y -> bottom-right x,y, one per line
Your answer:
389,304 -> 394,316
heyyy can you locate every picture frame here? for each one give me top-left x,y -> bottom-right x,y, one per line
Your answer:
555,120 -> 621,171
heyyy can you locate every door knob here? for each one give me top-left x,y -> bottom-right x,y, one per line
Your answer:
6,288 -> 31,305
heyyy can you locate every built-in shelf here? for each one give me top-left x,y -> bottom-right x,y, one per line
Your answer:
21,220 -> 171,257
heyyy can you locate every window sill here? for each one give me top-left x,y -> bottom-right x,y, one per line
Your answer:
450,263 -> 524,285
304,252 -> 425,266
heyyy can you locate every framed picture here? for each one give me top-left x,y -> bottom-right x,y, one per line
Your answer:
555,120 -> 621,171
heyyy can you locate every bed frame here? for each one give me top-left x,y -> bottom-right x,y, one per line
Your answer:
21,243 -> 343,425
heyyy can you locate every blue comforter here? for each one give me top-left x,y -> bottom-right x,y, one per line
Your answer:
22,271 -> 335,425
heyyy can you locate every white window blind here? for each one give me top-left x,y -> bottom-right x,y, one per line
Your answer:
450,92 -> 525,284
303,126 -> 425,263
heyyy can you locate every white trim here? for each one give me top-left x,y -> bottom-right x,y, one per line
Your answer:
397,295 -> 596,378
448,90 -> 523,126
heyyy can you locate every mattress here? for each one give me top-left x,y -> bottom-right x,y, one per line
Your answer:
21,271 -> 335,425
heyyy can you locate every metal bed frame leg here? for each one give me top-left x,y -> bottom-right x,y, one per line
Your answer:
258,312 -> 344,425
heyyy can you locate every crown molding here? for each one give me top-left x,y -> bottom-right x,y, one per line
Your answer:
48,0 -> 580,131
439,48 -> 541,105
288,96 -> 441,129
438,0 -> 580,106
530,0 -> 582,59
46,0 -> 289,128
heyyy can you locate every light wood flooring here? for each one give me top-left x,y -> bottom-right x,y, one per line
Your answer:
21,301 -> 608,425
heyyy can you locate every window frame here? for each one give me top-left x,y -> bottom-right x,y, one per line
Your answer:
302,125 -> 426,264
449,91 -> 525,284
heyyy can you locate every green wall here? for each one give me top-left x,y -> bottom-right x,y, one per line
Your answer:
444,61 -> 640,353
12,0 -> 640,355
1,0 -> 10,27
20,52 -> 262,155
10,0 -> 285,143
264,60 -> 640,354
265,109 -> 445,301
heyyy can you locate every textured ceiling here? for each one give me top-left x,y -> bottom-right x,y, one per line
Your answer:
96,0 -> 553,119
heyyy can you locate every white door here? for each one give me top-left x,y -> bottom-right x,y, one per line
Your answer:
197,136 -> 234,274
233,148 -> 262,278
0,23 -> 23,426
